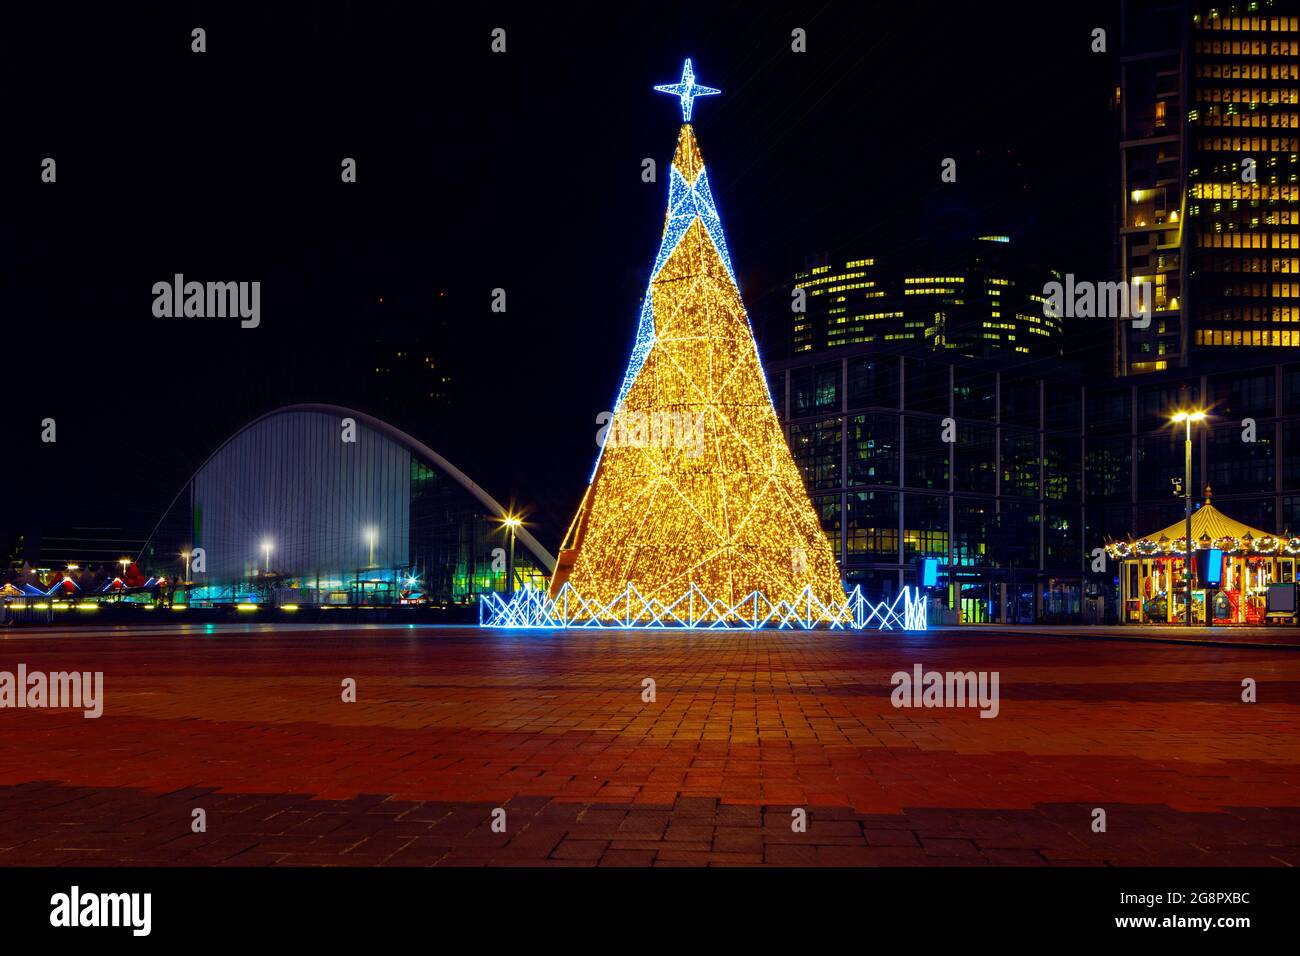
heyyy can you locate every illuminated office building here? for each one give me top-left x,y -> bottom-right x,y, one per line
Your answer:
788,236 -> 1061,359
769,344 -> 1300,624
1119,0 -> 1300,375
790,257 -> 899,352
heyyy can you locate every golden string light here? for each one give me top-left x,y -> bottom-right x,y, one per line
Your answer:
550,125 -> 845,619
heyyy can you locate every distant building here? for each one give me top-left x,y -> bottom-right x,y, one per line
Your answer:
768,342 -> 1300,624
9,526 -> 146,573
1118,0 -> 1300,375
339,291 -> 460,441
788,235 -> 1062,360
143,404 -> 553,606
3,530 -> 22,572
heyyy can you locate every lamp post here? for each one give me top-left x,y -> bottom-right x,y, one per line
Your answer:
175,550 -> 190,610
500,514 -> 522,596
1171,410 -> 1206,625
364,526 -> 378,568
261,539 -> 273,576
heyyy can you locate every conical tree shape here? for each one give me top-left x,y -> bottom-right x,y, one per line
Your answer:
550,124 -> 844,617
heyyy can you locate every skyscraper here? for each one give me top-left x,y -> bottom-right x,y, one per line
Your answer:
1118,0 -> 1300,376
786,235 -> 1061,360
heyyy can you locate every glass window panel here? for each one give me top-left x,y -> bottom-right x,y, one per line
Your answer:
904,416 -> 950,489
846,491 -> 899,562
1000,428 -> 1039,498
848,413 -> 899,486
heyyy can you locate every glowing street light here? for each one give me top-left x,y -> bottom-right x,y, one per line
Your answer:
499,513 -> 523,597
261,539 -> 274,575
364,526 -> 378,568
1170,410 -> 1208,625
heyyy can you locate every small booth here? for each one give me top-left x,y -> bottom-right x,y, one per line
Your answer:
1106,492 -> 1298,625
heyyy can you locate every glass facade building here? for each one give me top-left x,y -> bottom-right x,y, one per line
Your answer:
143,404 -> 553,607
771,345 -> 1300,623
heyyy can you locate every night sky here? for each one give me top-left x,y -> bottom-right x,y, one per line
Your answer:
3,1 -> 1118,553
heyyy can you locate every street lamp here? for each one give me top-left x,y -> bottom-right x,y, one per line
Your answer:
1171,410 -> 1207,625
180,551 -> 190,582
260,538 -> 274,575
364,526 -> 378,568
499,513 -> 522,596
119,558 -> 130,579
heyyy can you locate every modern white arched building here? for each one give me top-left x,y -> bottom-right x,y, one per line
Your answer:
144,404 -> 554,606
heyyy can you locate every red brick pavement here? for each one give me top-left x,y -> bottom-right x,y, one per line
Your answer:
0,624 -> 1297,866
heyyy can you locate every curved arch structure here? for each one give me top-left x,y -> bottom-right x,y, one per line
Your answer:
145,404 -> 553,606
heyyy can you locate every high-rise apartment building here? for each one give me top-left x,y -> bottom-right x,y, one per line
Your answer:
1119,0 -> 1300,375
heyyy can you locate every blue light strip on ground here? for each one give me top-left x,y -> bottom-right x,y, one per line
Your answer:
480,584 -> 928,631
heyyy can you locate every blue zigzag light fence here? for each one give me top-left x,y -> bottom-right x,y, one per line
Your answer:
480,583 -> 928,631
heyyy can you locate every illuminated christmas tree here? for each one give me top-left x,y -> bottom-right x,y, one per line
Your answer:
547,60 -> 846,621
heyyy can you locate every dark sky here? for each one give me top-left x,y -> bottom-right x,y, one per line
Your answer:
3,1 -> 1119,552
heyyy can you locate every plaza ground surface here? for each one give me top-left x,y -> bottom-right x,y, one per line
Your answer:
1,622 -> 1298,866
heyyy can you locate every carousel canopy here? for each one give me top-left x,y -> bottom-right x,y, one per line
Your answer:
1107,498 -> 1297,558
1148,503 -> 1271,544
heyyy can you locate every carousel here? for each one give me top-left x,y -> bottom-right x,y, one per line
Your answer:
1106,490 -> 1299,625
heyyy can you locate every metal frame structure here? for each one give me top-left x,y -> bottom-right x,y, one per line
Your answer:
480,583 -> 928,631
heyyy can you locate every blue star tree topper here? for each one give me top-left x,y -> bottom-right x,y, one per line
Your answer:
653,58 -> 720,122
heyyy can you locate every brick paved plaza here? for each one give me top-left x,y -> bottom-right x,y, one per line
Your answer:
1,623 -> 1298,866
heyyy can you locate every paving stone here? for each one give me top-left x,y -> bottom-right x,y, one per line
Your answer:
0,626 -> 1294,866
